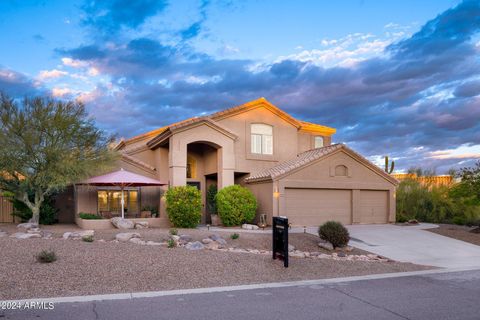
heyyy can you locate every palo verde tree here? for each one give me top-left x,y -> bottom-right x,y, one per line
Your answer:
0,94 -> 118,224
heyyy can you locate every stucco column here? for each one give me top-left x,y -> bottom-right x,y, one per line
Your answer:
217,145 -> 235,189
388,188 -> 396,223
169,136 -> 187,186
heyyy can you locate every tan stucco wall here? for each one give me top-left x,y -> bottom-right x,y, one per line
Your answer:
246,182 -> 273,224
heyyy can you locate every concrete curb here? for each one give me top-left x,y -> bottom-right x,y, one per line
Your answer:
3,267 -> 480,305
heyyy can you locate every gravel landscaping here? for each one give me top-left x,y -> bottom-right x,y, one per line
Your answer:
0,223 -> 431,300
427,224 -> 480,246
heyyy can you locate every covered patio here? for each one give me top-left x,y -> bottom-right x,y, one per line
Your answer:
74,168 -> 170,229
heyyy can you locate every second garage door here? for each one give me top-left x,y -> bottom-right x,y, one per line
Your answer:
359,190 -> 388,224
285,188 -> 352,226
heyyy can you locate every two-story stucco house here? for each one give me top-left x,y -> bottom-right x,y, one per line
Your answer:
69,98 -> 398,227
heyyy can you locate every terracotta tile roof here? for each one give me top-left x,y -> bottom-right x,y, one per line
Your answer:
246,144 -> 399,185
120,98 -> 335,148
121,154 -> 156,172
246,144 -> 344,182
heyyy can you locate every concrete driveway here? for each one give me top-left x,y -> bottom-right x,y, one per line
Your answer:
345,224 -> 480,269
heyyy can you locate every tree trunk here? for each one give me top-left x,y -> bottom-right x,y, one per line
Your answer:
31,206 -> 41,224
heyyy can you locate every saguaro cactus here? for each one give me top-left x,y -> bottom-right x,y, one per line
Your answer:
384,156 -> 395,174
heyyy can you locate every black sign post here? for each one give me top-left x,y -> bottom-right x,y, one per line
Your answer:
272,216 -> 289,268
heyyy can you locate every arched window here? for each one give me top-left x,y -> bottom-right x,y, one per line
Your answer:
187,155 -> 197,179
335,165 -> 348,176
251,124 -> 273,155
314,136 -> 324,148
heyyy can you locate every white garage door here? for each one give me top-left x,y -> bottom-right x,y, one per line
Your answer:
359,190 -> 388,224
285,188 -> 352,226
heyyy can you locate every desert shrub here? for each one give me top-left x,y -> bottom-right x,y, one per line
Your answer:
165,186 -> 202,228
396,179 -> 456,223
167,238 -> 175,248
11,193 -> 58,225
216,185 -> 257,226
396,213 -> 409,223
230,233 -> 240,240
169,228 -> 178,235
82,235 -> 94,242
36,250 -> 57,263
318,221 -> 350,248
452,216 -> 467,225
79,213 -> 102,220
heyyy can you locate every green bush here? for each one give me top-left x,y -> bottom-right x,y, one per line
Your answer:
36,250 -> 57,263
452,216 -> 467,225
318,221 -> 350,248
230,233 -> 240,240
169,228 -> 178,235
167,238 -> 175,248
216,185 -> 257,226
396,213 -> 409,223
206,184 -> 218,214
82,235 -> 94,242
79,213 -> 102,220
11,193 -> 58,225
165,186 -> 202,228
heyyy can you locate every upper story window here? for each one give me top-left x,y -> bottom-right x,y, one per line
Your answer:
314,136 -> 324,148
251,124 -> 273,155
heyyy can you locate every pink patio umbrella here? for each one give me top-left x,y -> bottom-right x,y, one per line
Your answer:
80,168 -> 167,219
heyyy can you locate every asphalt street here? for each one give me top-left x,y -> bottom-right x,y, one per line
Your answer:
2,269 -> 480,320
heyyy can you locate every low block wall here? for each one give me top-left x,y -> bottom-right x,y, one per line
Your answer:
75,217 -> 171,229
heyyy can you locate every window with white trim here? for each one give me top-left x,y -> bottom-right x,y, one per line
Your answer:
251,124 -> 273,155
314,136 -> 324,148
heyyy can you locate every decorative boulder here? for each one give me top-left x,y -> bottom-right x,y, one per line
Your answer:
204,241 -> 219,250
17,222 -> 38,230
318,241 -> 334,251
129,238 -> 146,245
63,230 -> 95,240
115,232 -> 141,242
111,217 -> 135,229
209,234 -> 223,241
201,238 -> 213,244
10,232 -> 42,239
288,244 -> 295,252
185,241 -> 204,251
242,224 -> 259,230
179,234 -> 193,243
135,221 -> 149,229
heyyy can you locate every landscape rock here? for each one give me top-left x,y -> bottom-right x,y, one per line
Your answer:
179,234 -> 193,243
242,224 -> 259,230
214,238 -> 227,247
111,217 -> 135,229
289,251 -> 306,258
470,227 -> 480,234
129,238 -> 146,245
337,252 -> 347,258
115,232 -> 141,242
288,244 -> 295,252
135,221 -> 149,229
17,222 -> 38,230
170,235 -> 180,243
27,228 -> 41,233
318,241 -> 334,251
63,230 -> 95,240
146,241 -> 164,246
42,231 -> 53,239
209,234 -> 223,241
185,241 -> 204,251
10,232 -> 42,239
201,238 -> 213,244
204,241 -> 219,250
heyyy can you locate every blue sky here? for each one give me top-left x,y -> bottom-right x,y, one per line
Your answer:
1,0 -> 479,173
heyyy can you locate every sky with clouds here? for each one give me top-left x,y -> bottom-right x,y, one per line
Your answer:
0,0 -> 479,173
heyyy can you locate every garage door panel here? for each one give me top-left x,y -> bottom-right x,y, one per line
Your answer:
285,189 -> 351,226
359,190 -> 388,224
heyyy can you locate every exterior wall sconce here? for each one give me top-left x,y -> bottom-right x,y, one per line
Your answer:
258,214 -> 267,229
